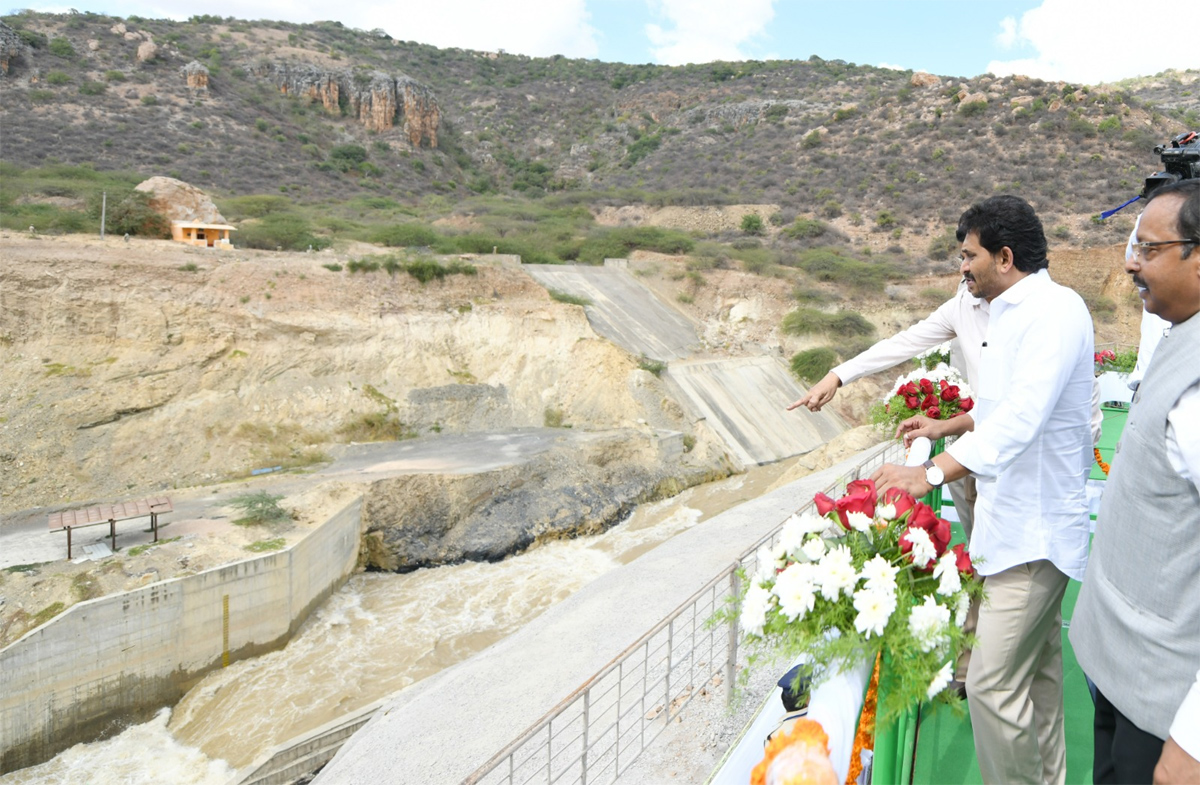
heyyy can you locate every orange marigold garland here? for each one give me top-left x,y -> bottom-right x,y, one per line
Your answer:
844,653 -> 882,785
1094,447 -> 1110,476
751,717 -> 838,785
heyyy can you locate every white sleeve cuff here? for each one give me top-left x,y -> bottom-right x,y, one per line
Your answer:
1170,673 -> 1200,761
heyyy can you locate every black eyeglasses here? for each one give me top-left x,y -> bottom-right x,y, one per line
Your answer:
1130,239 -> 1197,260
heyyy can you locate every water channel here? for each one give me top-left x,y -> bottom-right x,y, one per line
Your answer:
0,459 -> 800,784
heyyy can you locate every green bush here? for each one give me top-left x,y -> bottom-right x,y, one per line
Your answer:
790,347 -> 838,384
104,70 -> 126,82
219,194 -> 291,219
548,289 -> 590,306
229,492 -> 291,526
958,100 -> 988,117
741,214 -> 764,235
926,230 -> 959,260
46,71 -> 71,85
78,80 -> 106,95
371,223 -> 438,247
782,307 -> 875,337
574,226 -> 694,265
48,37 -> 75,58
106,191 -> 170,237
783,218 -> 827,239
237,213 -> 331,251
795,247 -> 899,293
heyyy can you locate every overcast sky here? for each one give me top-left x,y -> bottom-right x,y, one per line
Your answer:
8,0 -> 1197,84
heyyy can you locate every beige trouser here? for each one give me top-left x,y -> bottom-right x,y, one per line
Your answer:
946,474 -> 977,541
965,559 -> 1069,785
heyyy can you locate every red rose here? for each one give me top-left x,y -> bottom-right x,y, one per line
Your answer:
900,382 -> 919,396
952,543 -> 975,577
959,397 -> 974,413
905,395 -> 921,410
920,394 -> 939,411
882,487 -> 916,518
833,480 -> 877,528
814,492 -> 836,517
940,385 -> 960,402
908,502 -> 951,554
919,378 -> 935,395
939,379 -> 949,391
924,405 -> 942,419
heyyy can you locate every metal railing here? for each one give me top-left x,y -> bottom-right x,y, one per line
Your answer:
465,440 -> 903,785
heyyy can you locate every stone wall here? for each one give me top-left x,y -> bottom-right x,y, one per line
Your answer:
0,499 -> 362,774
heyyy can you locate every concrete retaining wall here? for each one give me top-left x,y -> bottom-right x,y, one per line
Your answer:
0,499 -> 362,774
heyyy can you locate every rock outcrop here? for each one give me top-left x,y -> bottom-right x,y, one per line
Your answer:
262,63 -> 439,146
0,21 -> 23,75
360,433 -> 722,571
133,176 -> 226,223
181,60 -> 209,90
136,39 -> 158,63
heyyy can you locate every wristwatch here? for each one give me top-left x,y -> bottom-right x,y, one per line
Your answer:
923,459 -> 945,488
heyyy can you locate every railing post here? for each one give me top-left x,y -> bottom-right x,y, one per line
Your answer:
581,688 -> 590,785
726,563 -> 740,706
665,619 -> 673,722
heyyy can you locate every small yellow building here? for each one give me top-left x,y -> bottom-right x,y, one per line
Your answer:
171,221 -> 236,249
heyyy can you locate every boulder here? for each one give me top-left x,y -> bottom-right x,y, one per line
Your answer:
0,20 -> 22,75
136,40 -> 158,63
133,176 -> 226,224
110,22 -> 126,35
911,71 -> 941,88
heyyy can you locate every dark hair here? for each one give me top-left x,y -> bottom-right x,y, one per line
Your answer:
1146,178 -> 1200,259
955,194 -> 1048,272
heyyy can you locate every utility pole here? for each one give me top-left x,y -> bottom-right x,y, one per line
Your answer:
100,191 -> 107,239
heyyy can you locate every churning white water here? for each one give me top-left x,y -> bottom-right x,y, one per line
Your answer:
0,461 -> 793,784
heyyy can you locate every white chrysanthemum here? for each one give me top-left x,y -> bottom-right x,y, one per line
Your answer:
779,514 -> 806,556
876,503 -> 898,521
908,595 -> 951,653
741,582 -> 773,637
815,545 -> 857,600
801,536 -> 827,563
797,511 -> 830,535
858,554 -> 899,595
933,551 -> 962,596
852,586 -> 897,637
846,511 -> 873,533
902,526 -> 938,569
927,661 -> 954,700
774,562 -> 818,622
954,592 -> 972,628
755,544 -> 777,583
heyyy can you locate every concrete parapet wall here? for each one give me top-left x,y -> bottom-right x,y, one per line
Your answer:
0,499 -> 362,774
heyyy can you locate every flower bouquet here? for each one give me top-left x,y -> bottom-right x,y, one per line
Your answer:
870,362 -> 974,433
738,479 -> 983,719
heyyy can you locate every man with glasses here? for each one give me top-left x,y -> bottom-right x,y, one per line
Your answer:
872,195 -> 1095,784
1071,177 -> 1200,784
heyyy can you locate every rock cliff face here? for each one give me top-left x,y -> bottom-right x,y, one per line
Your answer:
0,236 -> 701,512
180,60 -> 209,90
360,434 -> 723,571
264,63 -> 439,146
0,21 -> 22,75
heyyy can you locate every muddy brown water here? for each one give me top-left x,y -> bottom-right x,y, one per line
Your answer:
0,460 -> 799,784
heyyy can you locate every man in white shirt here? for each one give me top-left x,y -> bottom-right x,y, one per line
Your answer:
787,281 -> 987,539
872,195 -> 1095,784
1070,178 -> 1200,785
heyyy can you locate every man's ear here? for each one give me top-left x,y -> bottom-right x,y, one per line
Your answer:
997,246 -> 1015,272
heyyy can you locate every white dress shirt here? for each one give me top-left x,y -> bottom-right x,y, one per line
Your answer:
831,282 -> 1104,444
946,270 -> 1094,581
832,281 -> 989,388
1167,380 -> 1200,759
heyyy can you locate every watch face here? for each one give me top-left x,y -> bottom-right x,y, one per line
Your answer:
926,466 -> 945,486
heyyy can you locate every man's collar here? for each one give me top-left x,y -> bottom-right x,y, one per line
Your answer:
993,268 -> 1049,306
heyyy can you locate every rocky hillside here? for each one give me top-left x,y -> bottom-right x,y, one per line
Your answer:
1,10 -> 1197,224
